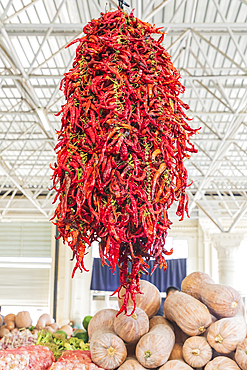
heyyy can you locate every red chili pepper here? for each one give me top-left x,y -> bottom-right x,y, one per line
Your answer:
50,7 -> 198,316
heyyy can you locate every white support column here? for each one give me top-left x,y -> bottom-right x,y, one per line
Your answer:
211,233 -> 245,289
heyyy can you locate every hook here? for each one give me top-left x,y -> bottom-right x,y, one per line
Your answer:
118,0 -> 130,10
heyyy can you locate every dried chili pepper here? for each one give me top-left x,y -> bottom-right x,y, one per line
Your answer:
50,7 -> 198,316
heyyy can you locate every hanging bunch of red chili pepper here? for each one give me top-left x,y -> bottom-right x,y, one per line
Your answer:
50,7 -> 198,315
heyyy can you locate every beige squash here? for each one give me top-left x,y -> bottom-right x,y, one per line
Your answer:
136,324 -> 175,368
118,280 -> 161,318
173,322 -> 189,344
204,356 -> 240,370
159,360 -> 193,369
207,315 -> 246,353
149,316 -> 174,331
235,338 -> 247,370
200,283 -> 241,318
15,311 -> 32,328
118,357 -> 148,370
169,343 -> 183,360
90,329 -> 127,369
114,306 -> 149,344
181,272 -> 214,300
182,336 -> 212,368
164,292 -> 212,336
88,308 -> 118,340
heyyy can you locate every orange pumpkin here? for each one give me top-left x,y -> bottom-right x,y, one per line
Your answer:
169,343 -> 183,361
182,336 -> 212,368
118,280 -> 161,318
235,338 -> 247,370
114,306 -> 149,344
88,308 -> 118,340
136,324 -> 175,368
207,316 -> 246,353
149,316 -> 174,331
159,360 -> 193,369
164,292 -> 212,336
90,329 -> 127,369
118,357 -> 148,370
204,356 -> 240,370
181,272 -> 214,300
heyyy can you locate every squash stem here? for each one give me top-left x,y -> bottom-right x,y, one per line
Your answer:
144,350 -> 152,359
192,349 -> 200,356
215,333 -> 223,343
107,346 -> 116,356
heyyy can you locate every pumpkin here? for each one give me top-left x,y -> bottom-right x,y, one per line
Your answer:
118,280 -> 161,318
200,283 -> 241,318
88,308 -> 118,340
90,329 -> 127,369
164,292 -> 212,336
181,272 -> 214,300
136,324 -> 175,368
149,316 -> 174,331
118,357 -> 148,370
159,360 -> 193,369
114,306 -> 149,344
182,336 -> 212,368
169,343 -> 183,360
207,315 -> 246,353
15,311 -> 32,328
6,321 -> 15,331
60,324 -> 73,338
235,338 -> 247,370
4,314 -> 16,323
204,356 -> 240,370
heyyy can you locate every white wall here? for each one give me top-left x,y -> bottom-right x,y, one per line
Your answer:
56,217 -> 247,322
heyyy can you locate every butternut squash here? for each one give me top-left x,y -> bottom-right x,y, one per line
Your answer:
118,357 -> 148,370
164,292 -> 212,336
207,315 -> 246,353
169,343 -> 183,360
88,308 -> 118,340
204,356 -> 240,370
159,360 -> 193,369
200,283 -> 241,318
182,336 -> 212,368
136,324 -> 175,368
149,316 -> 174,331
181,272 -> 214,300
118,280 -> 161,318
235,338 -> 247,370
90,329 -> 127,369
114,306 -> 149,344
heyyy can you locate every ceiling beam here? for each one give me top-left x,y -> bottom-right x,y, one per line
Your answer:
0,161 -> 48,217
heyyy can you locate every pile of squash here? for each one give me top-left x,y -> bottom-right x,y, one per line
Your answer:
0,311 -> 72,338
88,273 -> 247,370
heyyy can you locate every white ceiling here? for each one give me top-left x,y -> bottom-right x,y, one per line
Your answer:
0,0 -> 247,231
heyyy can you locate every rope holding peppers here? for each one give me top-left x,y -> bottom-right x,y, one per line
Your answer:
50,7 -> 199,316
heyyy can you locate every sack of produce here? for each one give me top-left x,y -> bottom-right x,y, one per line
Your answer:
0,345 -> 54,370
50,350 -> 104,370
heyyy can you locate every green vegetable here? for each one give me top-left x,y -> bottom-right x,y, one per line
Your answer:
36,330 -> 90,360
83,316 -> 92,331
74,330 -> 88,342
54,330 -> 67,339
